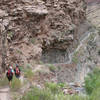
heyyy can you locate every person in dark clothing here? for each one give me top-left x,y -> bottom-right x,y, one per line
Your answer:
6,66 -> 14,86
14,64 -> 21,78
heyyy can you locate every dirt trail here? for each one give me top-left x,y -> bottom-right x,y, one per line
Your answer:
0,87 -> 10,100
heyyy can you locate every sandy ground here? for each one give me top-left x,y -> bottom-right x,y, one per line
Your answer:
0,87 -> 10,100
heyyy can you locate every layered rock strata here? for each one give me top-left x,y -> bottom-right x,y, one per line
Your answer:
0,0 -> 87,65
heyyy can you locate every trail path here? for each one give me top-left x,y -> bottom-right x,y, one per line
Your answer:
0,87 -> 10,100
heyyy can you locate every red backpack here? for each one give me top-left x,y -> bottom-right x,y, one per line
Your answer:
16,67 -> 20,75
7,69 -> 12,76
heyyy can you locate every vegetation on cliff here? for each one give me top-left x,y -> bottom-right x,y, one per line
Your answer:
20,68 -> 100,100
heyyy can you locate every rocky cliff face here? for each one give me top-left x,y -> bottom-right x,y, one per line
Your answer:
55,0 -> 100,83
87,0 -> 100,28
0,0 -> 87,66
41,0 -> 87,63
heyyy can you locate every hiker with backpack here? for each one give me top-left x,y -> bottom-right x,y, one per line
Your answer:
14,64 -> 21,78
6,66 -> 14,86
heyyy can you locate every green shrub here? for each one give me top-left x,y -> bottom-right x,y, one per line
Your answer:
19,65 -> 25,72
20,87 -> 55,100
26,63 -> 32,68
30,38 -> 35,44
88,33 -> 95,41
12,94 -> 19,100
7,31 -> 14,38
72,56 -> 79,64
48,64 -> 56,72
38,61 -> 44,65
72,51 -> 79,64
24,69 -> 34,81
84,68 -> 100,95
57,83 -> 66,88
0,76 -> 9,87
70,95 -> 89,100
20,86 -> 89,100
16,49 -> 23,54
11,76 -> 21,91
19,67 -> 100,100
90,87 -> 100,100
55,93 -> 69,100
45,82 -> 61,94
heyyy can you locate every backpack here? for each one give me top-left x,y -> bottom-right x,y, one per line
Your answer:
7,69 -> 12,76
15,67 -> 20,75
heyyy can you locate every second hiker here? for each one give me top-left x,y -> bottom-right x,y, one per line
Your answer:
14,64 -> 21,78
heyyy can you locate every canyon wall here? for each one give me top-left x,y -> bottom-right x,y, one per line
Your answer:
0,0 -> 87,66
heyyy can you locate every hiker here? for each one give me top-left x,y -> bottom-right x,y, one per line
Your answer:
6,66 -> 14,86
14,64 -> 21,78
